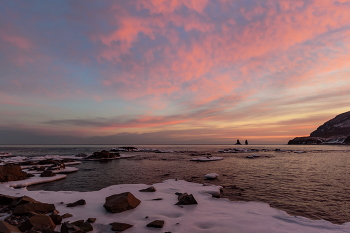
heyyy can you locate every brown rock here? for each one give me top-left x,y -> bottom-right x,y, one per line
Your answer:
86,218 -> 96,223
146,220 -> 164,228
66,199 -> 86,207
0,194 -> 18,206
61,213 -> 73,218
19,214 -> 55,232
15,196 -> 41,205
175,193 -> 198,205
139,186 -> 156,192
103,192 -> 141,213
60,222 -> 69,233
0,164 -> 29,182
13,202 -> 55,215
71,220 -> 84,226
78,221 -> 93,232
50,214 -> 62,225
40,170 -> 56,177
110,222 -> 133,231
0,220 -> 21,233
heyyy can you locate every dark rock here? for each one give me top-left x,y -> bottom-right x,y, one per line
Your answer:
71,220 -> 84,226
0,164 -> 30,182
235,139 -> 241,145
0,194 -> 18,206
50,214 -> 62,225
146,220 -> 164,228
344,135 -> 350,144
40,170 -> 56,177
60,222 -> 69,233
13,203 -> 55,215
103,192 -> 141,213
110,222 -> 133,231
175,193 -> 197,205
139,186 -> 156,192
78,222 -> 93,232
61,213 -> 73,218
86,150 -> 120,159
66,199 -> 86,207
86,218 -> 96,223
19,214 -> 55,232
0,220 -> 21,233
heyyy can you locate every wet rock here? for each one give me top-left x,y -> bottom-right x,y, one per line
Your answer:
175,193 -> 197,205
103,192 -> 141,213
61,213 -> 73,218
13,202 -> 55,215
86,150 -> 120,159
18,214 -> 55,232
0,194 -> 18,206
71,220 -> 84,226
86,218 -> 96,223
146,220 -> 164,228
66,199 -> 86,207
60,222 -> 69,233
40,170 -> 56,177
110,222 -> 133,231
78,221 -> 93,232
50,214 -> 62,225
0,164 -> 30,182
0,220 -> 21,233
139,186 -> 156,192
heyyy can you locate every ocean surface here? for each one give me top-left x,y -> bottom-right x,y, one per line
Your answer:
1,144 -> 350,224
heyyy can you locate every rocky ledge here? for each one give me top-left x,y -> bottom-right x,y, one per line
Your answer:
288,111 -> 350,145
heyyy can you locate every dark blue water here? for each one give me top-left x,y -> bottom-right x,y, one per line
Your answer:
1,144 -> 350,224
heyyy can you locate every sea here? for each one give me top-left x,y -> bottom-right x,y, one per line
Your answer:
1,144 -> 350,224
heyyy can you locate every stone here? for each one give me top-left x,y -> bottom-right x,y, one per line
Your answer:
0,220 -> 21,233
146,220 -> 164,228
78,221 -> 93,232
13,203 -> 55,215
61,213 -> 73,218
0,194 -> 18,206
40,170 -> 56,177
86,218 -> 96,223
71,220 -> 84,226
50,214 -> 62,225
103,192 -> 141,213
110,222 -> 133,231
15,196 -> 41,205
19,214 -> 55,232
175,193 -> 198,205
0,164 -> 29,182
60,222 -> 69,233
139,186 -> 156,192
66,199 -> 86,207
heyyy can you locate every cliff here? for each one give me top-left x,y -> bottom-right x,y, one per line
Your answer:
288,111 -> 350,145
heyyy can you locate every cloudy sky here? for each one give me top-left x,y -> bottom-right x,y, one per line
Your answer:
1,0 -> 350,145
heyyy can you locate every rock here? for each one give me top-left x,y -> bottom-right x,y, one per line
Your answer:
103,192 -> 141,213
344,135 -> 350,144
0,164 -> 30,182
175,193 -> 197,205
40,170 -> 56,177
235,139 -> 241,145
71,220 -> 84,226
18,214 -> 55,232
66,199 -> 86,207
61,213 -> 73,218
86,150 -> 120,159
110,222 -> 133,231
50,214 -> 62,225
139,186 -> 156,192
78,221 -> 93,232
0,194 -> 18,206
60,222 -> 69,233
204,173 -> 219,179
13,203 -> 55,215
0,220 -> 21,233
86,218 -> 96,223
146,220 -> 164,228
15,196 -> 41,206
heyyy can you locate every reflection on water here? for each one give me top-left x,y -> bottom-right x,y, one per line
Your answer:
1,144 -> 350,224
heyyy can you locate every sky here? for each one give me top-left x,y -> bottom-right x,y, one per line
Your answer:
1,0 -> 350,145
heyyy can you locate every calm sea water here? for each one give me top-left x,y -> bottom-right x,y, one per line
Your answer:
1,144 -> 350,224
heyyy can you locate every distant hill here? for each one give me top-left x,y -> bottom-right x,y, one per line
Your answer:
288,111 -> 350,145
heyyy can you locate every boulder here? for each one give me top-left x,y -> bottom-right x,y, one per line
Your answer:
110,222 -> 133,231
0,220 -> 21,233
146,220 -> 164,228
175,193 -> 198,205
0,164 -> 29,182
66,199 -> 86,207
0,194 -> 18,206
40,170 -> 56,177
61,213 -> 73,218
78,221 -> 93,232
60,222 -> 69,233
87,150 -> 120,159
18,214 -> 55,232
87,218 -> 96,223
139,186 -> 156,192
50,214 -> 62,225
13,202 -> 55,215
103,192 -> 141,213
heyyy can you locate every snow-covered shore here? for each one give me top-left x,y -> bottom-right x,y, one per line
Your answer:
1,179 -> 349,233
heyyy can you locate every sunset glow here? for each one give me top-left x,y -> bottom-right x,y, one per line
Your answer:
1,0 -> 350,144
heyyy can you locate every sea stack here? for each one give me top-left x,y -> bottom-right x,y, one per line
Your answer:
235,140 -> 242,145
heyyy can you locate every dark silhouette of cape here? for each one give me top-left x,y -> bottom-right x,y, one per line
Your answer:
245,140 -> 248,145
235,139 -> 241,145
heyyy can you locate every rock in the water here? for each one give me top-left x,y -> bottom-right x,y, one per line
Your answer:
40,170 -> 56,177
86,150 -> 120,159
78,221 -> 93,232
204,173 -> 219,179
87,218 -> 96,223
175,193 -> 198,205
0,194 -> 18,206
139,186 -> 156,192
103,192 -> 141,213
0,164 -> 30,182
110,222 -> 133,231
61,213 -> 73,218
71,220 -> 84,226
13,202 -> 55,215
60,222 -> 69,233
66,199 -> 86,207
18,214 -> 55,232
146,220 -> 164,228
0,220 -> 21,233
50,214 -> 62,225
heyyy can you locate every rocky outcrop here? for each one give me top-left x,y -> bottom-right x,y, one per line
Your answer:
175,193 -> 198,205
103,192 -> 141,213
0,164 -> 32,182
288,111 -> 350,145
86,150 -> 120,160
